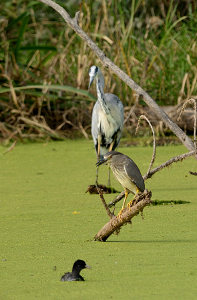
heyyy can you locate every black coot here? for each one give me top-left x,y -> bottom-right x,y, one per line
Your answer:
61,260 -> 91,282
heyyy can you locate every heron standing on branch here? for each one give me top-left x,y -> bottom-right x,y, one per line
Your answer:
97,151 -> 145,217
89,66 -> 124,186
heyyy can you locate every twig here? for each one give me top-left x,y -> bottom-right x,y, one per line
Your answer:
3,141 -> 17,155
38,0 -> 195,152
109,150 -> 196,207
97,187 -> 114,219
136,115 -> 156,178
108,191 -> 125,208
144,150 -> 196,180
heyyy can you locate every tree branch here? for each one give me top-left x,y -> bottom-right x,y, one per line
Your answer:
108,150 -> 196,207
144,150 -> 196,180
94,190 -> 152,242
38,0 -> 195,152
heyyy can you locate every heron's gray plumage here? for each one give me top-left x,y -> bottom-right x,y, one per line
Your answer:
91,93 -> 124,156
108,152 -> 145,193
97,151 -> 145,194
97,151 -> 145,214
89,66 -> 124,158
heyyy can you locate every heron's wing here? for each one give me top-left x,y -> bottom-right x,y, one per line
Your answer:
105,93 -> 124,128
105,93 -> 124,147
124,157 -> 145,192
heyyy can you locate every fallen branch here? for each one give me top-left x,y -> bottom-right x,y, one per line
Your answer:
38,0 -> 195,152
178,98 -> 197,150
94,190 -> 152,242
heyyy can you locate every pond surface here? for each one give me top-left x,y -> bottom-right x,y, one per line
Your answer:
0,140 -> 196,299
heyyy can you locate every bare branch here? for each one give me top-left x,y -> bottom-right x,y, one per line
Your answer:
94,190 -> 152,242
38,0 -> 195,152
96,187 -> 115,219
145,150 -> 196,180
109,149 -> 196,207
108,191 -> 125,208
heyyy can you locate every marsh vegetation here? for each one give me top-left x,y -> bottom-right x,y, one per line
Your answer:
0,0 -> 197,140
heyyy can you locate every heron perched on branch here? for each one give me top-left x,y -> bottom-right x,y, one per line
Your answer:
89,66 -> 124,186
97,151 -> 145,217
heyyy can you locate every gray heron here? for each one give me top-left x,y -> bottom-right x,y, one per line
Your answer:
89,66 -> 124,186
97,151 -> 145,216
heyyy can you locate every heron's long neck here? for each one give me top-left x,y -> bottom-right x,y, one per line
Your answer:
96,76 -> 110,115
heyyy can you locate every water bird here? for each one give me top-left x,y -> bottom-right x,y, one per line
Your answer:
60,259 -> 91,282
97,151 -> 145,216
89,66 -> 124,186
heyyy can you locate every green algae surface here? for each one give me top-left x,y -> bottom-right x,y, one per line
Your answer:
0,141 -> 197,299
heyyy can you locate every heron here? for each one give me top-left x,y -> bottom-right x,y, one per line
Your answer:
97,151 -> 145,217
89,66 -> 124,186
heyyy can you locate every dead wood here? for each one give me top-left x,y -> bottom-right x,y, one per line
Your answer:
38,0 -> 195,152
94,190 -> 152,242
125,105 -> 196,132
96,187 -> 115,219
86,184 -> 119,194
189,171 -> 197,176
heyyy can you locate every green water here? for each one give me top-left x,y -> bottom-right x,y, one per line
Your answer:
0,141 -> 196,299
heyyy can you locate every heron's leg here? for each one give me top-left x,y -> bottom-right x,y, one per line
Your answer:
107,166 -> 111,187
107,141 -> 115,187
95,135 -> 102,185
108,140 -> 114,152
95,165 -> 99,186
117,189 -> 129,218
127,188 -> 139,209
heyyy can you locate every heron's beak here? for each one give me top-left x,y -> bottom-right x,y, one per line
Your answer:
96,157 -> 107,166
88,76 -> 95,90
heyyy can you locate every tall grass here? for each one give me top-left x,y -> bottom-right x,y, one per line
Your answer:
0,0 -> 197,140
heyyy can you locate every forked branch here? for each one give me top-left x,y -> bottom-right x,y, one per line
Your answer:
94,190 -> 152,242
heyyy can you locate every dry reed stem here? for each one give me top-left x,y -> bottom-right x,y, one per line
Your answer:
136,115 -> 156,178
3,141 -> 17,155
19,116 -> 62,139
